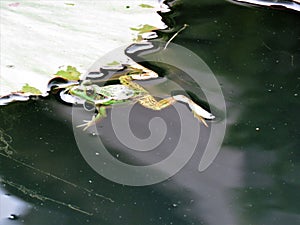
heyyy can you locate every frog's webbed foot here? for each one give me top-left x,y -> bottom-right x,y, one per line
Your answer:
192,111 -> 208,127
173,95 -> 215,126
76,116 -> 98,131
77,106 -> 107,131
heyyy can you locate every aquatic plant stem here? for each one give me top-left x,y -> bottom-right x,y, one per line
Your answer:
164,24 -> 189,50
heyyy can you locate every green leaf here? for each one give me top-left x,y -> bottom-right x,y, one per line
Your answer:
21,83 -> 42,95
130,24 -> 158,34
54,65 -> 81,80
139,4 -> 154,8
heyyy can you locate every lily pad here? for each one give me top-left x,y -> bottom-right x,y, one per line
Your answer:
0,1 -> 167,96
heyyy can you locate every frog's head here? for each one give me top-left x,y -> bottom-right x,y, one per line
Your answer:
69,85 -> 85,98
69,82 -> 97,103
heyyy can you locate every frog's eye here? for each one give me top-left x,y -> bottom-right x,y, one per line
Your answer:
85,87 -> 95,96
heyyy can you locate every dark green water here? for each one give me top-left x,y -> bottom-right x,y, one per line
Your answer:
1,0 -> 299,224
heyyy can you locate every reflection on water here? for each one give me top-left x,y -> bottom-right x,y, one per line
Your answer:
0,0 -> 299,224
0,186 -> 31,225
171,0 -> 300,224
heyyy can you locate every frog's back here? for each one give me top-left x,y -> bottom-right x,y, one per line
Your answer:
99,84 -> 137,100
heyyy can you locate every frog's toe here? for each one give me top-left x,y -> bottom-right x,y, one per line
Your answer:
192,112 -> 208,127
76,120 -> 94,131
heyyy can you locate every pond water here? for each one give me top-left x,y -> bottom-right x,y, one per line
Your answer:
0,0 -> 300,225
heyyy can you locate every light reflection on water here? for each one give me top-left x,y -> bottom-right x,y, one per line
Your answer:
0,186 -> 30,225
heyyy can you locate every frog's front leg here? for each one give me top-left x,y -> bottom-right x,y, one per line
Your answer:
77,106 -> 107,131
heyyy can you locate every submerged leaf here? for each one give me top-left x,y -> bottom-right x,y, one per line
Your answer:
54,66 -> 81,80
21,84 -> 42,95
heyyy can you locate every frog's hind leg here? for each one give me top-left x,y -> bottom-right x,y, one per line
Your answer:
77,106 -> 107,131
138,94 -> 215,127
138,95 -> 176,110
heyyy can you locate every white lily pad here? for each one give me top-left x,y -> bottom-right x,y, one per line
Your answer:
0,0 -> 167,96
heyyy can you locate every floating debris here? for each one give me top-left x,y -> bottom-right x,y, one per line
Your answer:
130,24 -> 158,34
54,65 -> 81,81
64,3 -> 75,6
131,24 -> 159,42
139,4 -> 154,8
21,83 -> 42,95
106,61 -> 121,66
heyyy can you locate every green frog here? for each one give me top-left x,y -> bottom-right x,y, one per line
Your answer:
63,65 -> 215,130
